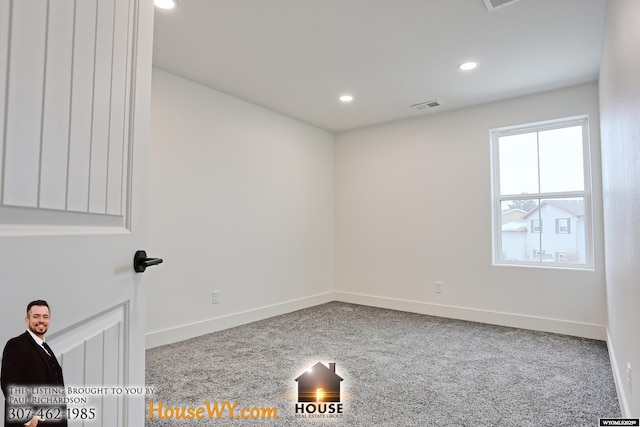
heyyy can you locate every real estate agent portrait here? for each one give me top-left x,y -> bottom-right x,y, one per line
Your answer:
1,300 -> 67,427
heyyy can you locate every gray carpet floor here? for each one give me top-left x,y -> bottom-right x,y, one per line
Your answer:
145,302 -> 620,426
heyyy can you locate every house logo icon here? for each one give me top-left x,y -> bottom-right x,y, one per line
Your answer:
296,362 -> 343,402
294,362 -> 344,417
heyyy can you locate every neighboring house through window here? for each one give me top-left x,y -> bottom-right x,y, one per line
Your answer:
491,116 -> 593,268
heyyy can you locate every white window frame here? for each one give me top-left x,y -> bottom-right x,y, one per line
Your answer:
490,116 -> 594,269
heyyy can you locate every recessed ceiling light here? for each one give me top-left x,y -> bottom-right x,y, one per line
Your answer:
154,0 -> 176,9
339,95 -> 354,103
458,61 -> 478,71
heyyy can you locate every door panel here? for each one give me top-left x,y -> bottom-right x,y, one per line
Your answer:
40,0 -> 74,212
0,0 -> 153,426
51,304 -> 126,426
108,0 -> 134,217
1,0 -> 134,217
3,0 -> 47,208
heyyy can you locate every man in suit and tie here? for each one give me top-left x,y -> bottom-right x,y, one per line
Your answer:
1,300 -> 67,427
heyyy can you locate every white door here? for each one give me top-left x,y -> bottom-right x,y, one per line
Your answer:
0,0 -> 154,426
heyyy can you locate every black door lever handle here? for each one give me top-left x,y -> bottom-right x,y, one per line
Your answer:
134,250 -> 163,273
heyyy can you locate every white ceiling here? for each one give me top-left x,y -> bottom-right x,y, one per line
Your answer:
152,0 -> 608,133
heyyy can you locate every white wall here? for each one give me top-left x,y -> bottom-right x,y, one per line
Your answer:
599,0 -> 640,417
335,82 -> 606,339
146,69 -> 335,347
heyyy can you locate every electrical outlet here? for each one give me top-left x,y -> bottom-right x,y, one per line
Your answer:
434,281 -> 443,293
626,362 -> 632,395
212,290 -> 220,304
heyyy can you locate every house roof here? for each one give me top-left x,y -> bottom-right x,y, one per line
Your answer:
501,208 -> 526,217
295,362 -> 343,382
522,200 -> 584,219
502,221 -> 527,232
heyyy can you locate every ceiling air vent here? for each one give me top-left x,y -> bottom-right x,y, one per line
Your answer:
411,100 -> 440,111
482,0 -> 521,11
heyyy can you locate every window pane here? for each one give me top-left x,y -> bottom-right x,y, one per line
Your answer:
539,197 -> 586,263
538,126 -> 584,193
498,133 -> 539,195
499,197 -> 585,264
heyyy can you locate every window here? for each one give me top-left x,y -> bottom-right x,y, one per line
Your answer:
491,116 -> 592,268
531,219 -> 542,233
556,218 -> 570,234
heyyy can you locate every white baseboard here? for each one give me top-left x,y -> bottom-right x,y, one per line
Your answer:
145,291 -> 335,349
334,291 -> 607,341
606,329 -> 630,417
147,290 -> 607,349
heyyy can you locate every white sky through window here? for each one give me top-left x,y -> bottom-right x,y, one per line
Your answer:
498,125 -> 584,197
